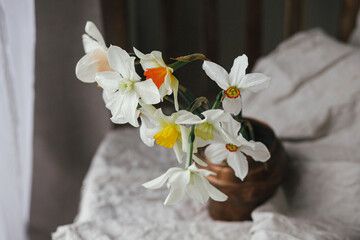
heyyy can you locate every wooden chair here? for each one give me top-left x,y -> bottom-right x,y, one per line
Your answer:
100,0 -> 360,127
101,0 -> 359,65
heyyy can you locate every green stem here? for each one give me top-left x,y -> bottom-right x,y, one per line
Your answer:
186,125 -> 196,169
237,119 -> 255,141
164,96 -> 186,110
245,120 -> 255,141
233,110 -> 243,121
239,123 -> 249,140
168,61 -> 188,71
178,89 -> 193,106
179,84 -> 196,100
212,91 -> 224,109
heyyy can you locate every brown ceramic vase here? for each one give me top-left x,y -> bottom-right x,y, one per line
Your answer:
197,118 -> 286,221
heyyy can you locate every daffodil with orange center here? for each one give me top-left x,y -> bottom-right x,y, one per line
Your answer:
205,117 -> 270,181
134,47 -> 180,110
202,55 -> 271,115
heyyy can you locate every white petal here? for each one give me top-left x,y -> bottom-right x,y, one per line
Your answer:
164,170 -> 190,205
139,102 -> 157,116
134,79 -> 161,104
236,134 -> 255,148
82,34 -> 102,53
188,163 -> 215,176
173,140 -> 184,163
85,21 -> 105,46
139,110 -> 158,146
120,91 -> 140,127
202,109 -> 230,123
163,72 -> 173,95
140,121 -> 154,147
126,57 -> 141,81
142,167 -> 183,189
240,141 -> 270,162
221,117 -> 241,135
153,108 -> 172,125
171,75 -> 179,111
201,176 -> 228,202
168,169 -> 191,188
175,111 -> 203,125
111,114 -> 131,125
227,152 -> 248,181
202,61 -> 230,90
150,50 -> 167,68
179,125 -> 190,153
192,154 -> 208,167
228,55 -> 248,86
95,71 -> 120,92
195,137 -> 209,148
164,186 -> 186,205
133,47 -> 161,70
204,143 -> 228,164
107,45 -> 137,79
238,73 -> 270,92
102,90 -> 115,108
107,92 -> 124,117
222,96 -> 242,115
133,47 -> 146,59
75,49 -> 109,83
213,126 -> 237,144
186,174 -> 209,204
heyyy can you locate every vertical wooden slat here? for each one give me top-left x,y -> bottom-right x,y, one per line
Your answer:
284,0 -> 306,39
338,0 -> 360,41
202,0 -> 219,98
100,0 -> 128,50
203,0 -> 219,62
245,0 -> 263,70
161,0 -> 175,59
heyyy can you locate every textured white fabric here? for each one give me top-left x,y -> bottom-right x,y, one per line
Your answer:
53,29 -> 360,239
0,0 -> 35,239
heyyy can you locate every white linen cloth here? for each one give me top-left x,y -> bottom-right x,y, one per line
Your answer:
53,29 -> 360,240
0,0 -> 35,239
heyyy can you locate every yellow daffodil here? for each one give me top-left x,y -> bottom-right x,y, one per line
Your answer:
175,109 -> 236,148
140,108 -> 189,163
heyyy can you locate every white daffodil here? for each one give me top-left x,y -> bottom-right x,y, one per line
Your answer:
139,103 -> 158,147
140,108 -> 189,163
95,45 -> 160,127
76,21 -> 112,83
202,55 -> 270,115
205,118 -> 270,180
143,163 -> 227,205
134,47 -> 180,110
175,109 -> 235,148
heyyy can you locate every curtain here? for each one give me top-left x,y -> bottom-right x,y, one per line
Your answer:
0,0 -> 35,239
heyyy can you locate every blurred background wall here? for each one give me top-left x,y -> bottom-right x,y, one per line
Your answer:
30,0 -> 345,239
30,0 -> 110,239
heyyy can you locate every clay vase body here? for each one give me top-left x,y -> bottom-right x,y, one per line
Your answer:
198,118 -> 286,221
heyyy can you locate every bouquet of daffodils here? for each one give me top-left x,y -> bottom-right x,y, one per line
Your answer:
76,22 -> 271,205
